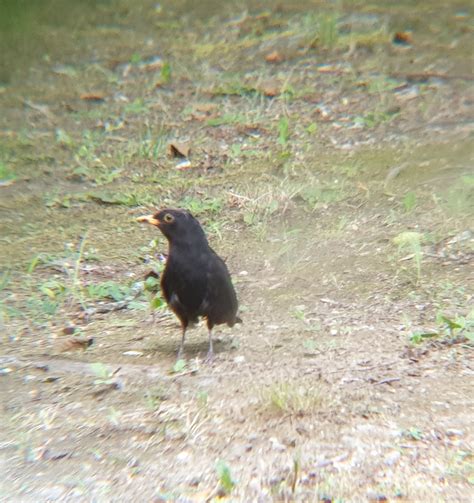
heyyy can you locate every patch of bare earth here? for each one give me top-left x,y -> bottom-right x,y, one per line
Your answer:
1,0 -> 473,501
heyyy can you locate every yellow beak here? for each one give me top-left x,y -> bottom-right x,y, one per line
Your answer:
136,214 -> 160,226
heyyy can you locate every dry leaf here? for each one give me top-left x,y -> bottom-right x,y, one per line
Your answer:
393,31 -> 413,46
168,142 -> 190,158
265,50 -> 283,63
80,93 -> 106,103
57,337 -> 94,353
140,57 -> 163,72
260,84 -> 280,97
194,103 -> 217,113
62,325 -> 76,336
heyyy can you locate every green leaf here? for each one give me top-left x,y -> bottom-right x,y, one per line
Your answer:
90,362 -> 111,380
409,331 -> 438,344
403,192 -> 417,212
0,162 -> 16,183
216,460 -> 235,494
151,296 -> 164,310
0,270 -> 10,291
306,122 -> 318,134
464,332 -> 474,342
28,255 -> 41,274
40,286 -> 56,299
278,116 -> 289,145
87,281 -> 130,301
439,315 -> 462,331
160,61 -> 171,83
172,359 -> 186,373
145,276 -> 160,291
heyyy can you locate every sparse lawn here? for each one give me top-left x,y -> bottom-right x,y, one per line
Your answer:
0,0 -> 473,501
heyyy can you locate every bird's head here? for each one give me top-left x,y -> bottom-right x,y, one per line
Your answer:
137,208 -> 207,245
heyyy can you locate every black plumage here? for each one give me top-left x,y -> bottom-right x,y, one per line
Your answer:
137,209 -> 240,359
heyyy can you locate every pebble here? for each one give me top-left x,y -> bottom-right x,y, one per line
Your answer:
446,429 -> 464,437
384,450 -> 401,466
269,437 -> 286,452
123,351 -> 143,356
176,451 -> 192,463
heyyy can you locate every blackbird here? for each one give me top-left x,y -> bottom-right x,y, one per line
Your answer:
137,209 -> 240,359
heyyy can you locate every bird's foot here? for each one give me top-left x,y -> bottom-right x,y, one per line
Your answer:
204,350 -> 215,364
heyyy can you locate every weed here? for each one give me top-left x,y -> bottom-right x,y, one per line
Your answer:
443,174 -> 474,216
86,281 -> 132,302
124,98 -> 148,115
393,231 -> 423,282
299,180 -> 346,209
354,109 -> 398,128
299,12 -> 338,51
179,196 -> 222,216
410,311 -> 474,345
88,190 -> 155,206
306,122 -> 318,134
446,449 -> 474,485
172,359 -> 186,373
130,53 -> 141,64
206,113 -> 245,127
144,386 -> 168,411
90,362 -> 116,385
159,61 -> 171,84
136,128 -> 167,160
107,407 -> 122,426
403,427 -> 424,441
260,381 -> 324,416
72,165 -> 122,186
216,460 -> 235,495
211,81 -> 258,97
0,162 -> 16,183
196,391 -> 209,409
278,116 -> 290,145
318,13 -> 338,49
403,191 -> 417,212
55,128 -> 74,147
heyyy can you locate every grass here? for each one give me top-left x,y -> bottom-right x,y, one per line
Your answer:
1,1 -> 473,501
260,381 -> 326,416
0,161 -> 16,183
393,231 -> 424,283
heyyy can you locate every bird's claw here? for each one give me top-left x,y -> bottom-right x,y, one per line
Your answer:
204,351 -> 215,364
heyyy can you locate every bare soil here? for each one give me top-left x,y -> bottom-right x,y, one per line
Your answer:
0,0 -> 473,501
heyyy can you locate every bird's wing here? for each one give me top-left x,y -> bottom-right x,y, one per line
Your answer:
200,252 -> 238,325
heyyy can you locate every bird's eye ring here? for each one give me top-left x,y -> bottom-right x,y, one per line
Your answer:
163,213 -> 174,223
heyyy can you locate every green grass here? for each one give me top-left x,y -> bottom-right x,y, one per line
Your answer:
260,381 -> 325,416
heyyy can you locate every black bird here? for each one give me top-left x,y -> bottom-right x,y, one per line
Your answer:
137,209 -> 240,360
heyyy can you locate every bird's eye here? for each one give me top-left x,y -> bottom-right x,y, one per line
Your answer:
163,213 -> 174,223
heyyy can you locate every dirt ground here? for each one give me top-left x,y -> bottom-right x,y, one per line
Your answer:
0,0 -> 473,501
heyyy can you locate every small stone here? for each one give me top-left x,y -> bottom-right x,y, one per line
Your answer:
446,429 -> 464,437
233,355 -> 246,364
270,437 -> 286,452
123,351 -> 143,356
176,451 -> 191,463
367,490 -> 388,501
175,159 -> 192,170
384,450 -> 401,466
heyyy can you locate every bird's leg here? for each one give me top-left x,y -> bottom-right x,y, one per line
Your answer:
205,328 -> 214,362
177,324 -> 187,360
